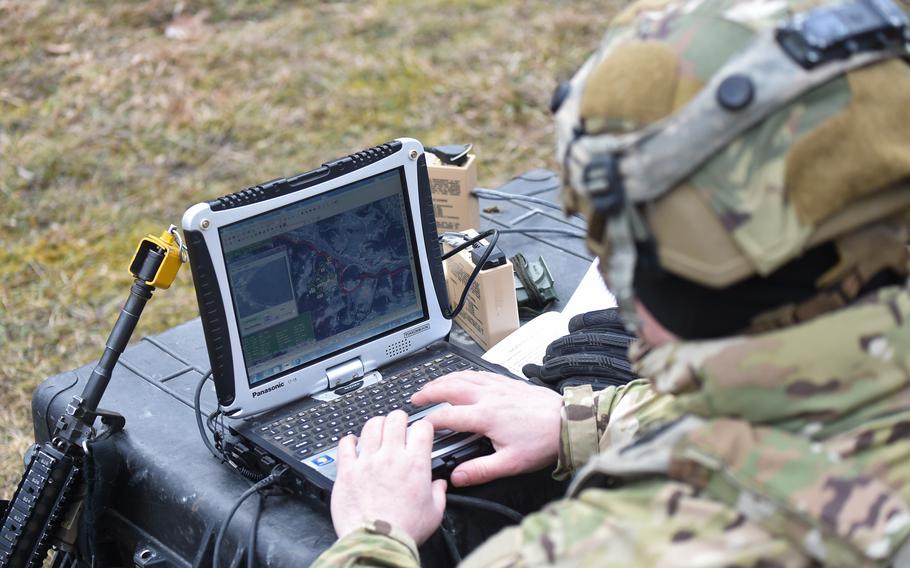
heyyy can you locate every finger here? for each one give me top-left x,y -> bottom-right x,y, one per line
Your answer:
337,434 -> 357,463
358,416 -> 385,455
440,370 -> 496,384
422,405 -> 486,434
405,419 -> 435,456
521,362 -> 545,381
567,308 -> 623,333
431,478 -> 448,516
449,451 -> 519,487
443,370 -> 517,388
422,370 -> 500,391
411,377 -> 483,407
534,353 -> 635,383
380,410 -> 408,450
545,333 -> 631,360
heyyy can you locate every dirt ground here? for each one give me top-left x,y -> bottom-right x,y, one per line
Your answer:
0,0 -> 623,490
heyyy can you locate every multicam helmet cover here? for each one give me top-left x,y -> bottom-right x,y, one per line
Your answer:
554,0 -> 910,329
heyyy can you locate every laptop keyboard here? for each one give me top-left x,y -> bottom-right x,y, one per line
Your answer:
257,352 -> 479,460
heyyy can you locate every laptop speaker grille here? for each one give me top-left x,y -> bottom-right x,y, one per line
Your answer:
385,339 -> 411,358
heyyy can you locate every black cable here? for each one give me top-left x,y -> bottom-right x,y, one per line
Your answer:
247,492 -> 262,568
446,494 -> 524,524
207,408 -> 220,435
497,228 -> 584,239
440,229 -> 500,319
439,226 -> 582,321
439,513 -> 462,564
194,370 -> 223,461
435,495 -> 524,565
445,228 -> 584,241
213,466 -> 286,568
193,370 -> 268,566
217,408 -> 229,451
213,483 -> 257,568
439,229 -> 497,319
472,188 -> 585,221
440,229 -> 496,261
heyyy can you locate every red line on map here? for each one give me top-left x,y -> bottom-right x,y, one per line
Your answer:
274,235 -> 409,293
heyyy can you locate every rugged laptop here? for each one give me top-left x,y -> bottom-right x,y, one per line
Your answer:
182,138 -> 511,496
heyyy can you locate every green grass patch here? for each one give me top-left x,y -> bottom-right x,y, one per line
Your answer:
0,0 -> 619,489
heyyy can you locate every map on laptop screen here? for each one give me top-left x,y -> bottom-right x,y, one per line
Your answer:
218,167 -> 428,387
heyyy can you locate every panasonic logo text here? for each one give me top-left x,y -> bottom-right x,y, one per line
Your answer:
252,381 -> 285,398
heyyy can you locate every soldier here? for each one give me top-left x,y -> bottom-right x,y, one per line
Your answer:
313,0 -> 910,565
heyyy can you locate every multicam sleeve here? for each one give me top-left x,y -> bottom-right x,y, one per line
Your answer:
553,379 -> 670,479
310,518 -> 421,568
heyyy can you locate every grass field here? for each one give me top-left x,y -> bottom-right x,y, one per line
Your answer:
0,0 -> 621,490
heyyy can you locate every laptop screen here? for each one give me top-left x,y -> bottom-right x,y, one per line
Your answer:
218,167 -> 428,388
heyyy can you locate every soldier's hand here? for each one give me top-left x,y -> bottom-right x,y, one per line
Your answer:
331,411 -> 448,545
412,371 -> 563,487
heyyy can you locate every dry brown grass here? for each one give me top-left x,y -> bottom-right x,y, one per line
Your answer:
0,0 -> 624,490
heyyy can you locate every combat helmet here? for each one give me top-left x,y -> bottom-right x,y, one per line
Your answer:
553,0 -> 910,338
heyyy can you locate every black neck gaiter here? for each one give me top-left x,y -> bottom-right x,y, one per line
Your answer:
634,242 -> 902,340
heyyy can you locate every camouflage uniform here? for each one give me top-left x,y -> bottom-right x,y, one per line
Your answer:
314,288 -> 910,566
313,0 -> 910,565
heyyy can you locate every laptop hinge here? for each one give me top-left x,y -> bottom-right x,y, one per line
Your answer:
325,358 -> 365,389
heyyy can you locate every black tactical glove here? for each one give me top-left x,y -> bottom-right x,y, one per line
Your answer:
522,308 -> 638,393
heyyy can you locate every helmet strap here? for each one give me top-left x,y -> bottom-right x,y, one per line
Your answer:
600,202 -> 656,333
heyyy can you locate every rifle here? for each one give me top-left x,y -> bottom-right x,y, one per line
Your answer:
0,227 -> 186,568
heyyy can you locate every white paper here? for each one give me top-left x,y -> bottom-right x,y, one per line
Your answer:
562,259 -> 616,319
482,259 -> 616,378
481,311 -> 568,379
